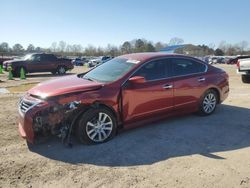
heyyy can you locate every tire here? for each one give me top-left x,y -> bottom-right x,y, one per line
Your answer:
198,89 -> 218,116
242,75 -> 250,83
57,66 -> 66,75
51,70 -> 57,75
13,67 -> 26,77
12,70 -> 19,77
76,107 -> 117,145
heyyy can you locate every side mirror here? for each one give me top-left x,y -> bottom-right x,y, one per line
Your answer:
128,76 -> 145,84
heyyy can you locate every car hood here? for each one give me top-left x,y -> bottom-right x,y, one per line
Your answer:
3,59 -> 24,65
28,75 -> 103,98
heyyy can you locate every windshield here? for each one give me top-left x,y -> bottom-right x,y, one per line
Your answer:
23,54 -> 33,60
82,57 -> 139,83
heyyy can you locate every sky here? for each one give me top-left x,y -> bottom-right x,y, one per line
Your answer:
0,0 -> 250,49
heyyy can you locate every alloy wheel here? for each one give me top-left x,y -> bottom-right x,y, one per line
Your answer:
58,67 -> 66,74
85,112 -> 113,142
203,93 -> 217,114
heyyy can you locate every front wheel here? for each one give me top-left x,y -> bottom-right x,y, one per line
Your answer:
198,90 -> 218,116
76,107 -> 117,144
13,67 -> 26,77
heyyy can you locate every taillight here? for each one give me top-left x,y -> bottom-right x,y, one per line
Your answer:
236,60 -> 240,68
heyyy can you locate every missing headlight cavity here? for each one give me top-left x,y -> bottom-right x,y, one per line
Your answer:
32,101 -> 81,145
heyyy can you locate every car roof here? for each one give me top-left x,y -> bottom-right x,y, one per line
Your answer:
119,52 -> 197,63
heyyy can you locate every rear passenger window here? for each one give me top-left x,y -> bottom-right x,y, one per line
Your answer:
43,55 -> 56,61
133,59 -> 170,81
171,58 -> 206,77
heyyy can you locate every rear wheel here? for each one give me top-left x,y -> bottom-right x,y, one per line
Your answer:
12,70 -> 19,77
51,70 -> 57,75
76,107 -> 117,144
242,75 -> 250,83
57,66 -> 66,75
13,67 -> 26,77
198,89 -> 218,116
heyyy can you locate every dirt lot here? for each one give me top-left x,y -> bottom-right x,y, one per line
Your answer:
0,65 -> 250,188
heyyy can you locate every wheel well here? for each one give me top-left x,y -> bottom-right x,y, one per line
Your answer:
209,88 -> 220,104
57,65 -> 66,69
93,103 -> 118,121
94,103 -> 123,131
72,103 -> 120,131
15,66 -> 27,72
13,66 -> 27,75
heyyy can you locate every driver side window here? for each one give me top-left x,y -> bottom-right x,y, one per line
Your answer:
133,59 -> 169,81
31,55 -> 41,62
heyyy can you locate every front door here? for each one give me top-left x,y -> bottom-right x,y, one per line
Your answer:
26,54 -> 42,72
122,58 -> 174,124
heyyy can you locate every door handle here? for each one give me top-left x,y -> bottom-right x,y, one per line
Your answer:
162,84 -> 173,89
198,77 -> 206,82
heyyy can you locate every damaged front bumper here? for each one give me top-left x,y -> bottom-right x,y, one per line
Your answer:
18,94 -> 81,144
18,110 -> 34,143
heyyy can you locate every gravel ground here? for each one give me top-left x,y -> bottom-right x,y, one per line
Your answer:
0,65 -> 250,188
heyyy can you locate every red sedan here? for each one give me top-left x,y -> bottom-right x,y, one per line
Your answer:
18,53 -> 229,144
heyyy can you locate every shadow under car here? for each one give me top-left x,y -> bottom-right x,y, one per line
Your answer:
28,104 -> 250,167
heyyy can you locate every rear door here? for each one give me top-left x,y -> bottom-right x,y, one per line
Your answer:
122,58 -> 174,124
170,57 -> 208,112
41,54 -> 58,71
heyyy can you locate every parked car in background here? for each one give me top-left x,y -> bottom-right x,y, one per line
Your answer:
222,57 -> 231,64
3,53 -> 73,76
227,58 -> 237,65
0,56 -> 13,66
237,56 -> 250,83
208,57 -> 218,64
87,58 -> 100,67
217,57 -> 226,64
203,56 -> 210,64
18,53 -> 229,145
227,55 -> 250,65
210,57 -> 226,64
101,56 -> 113,63
72,57 -> 88,66
87,56 -> 113,67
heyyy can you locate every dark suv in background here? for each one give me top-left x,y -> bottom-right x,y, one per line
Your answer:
3,53 -> 73,76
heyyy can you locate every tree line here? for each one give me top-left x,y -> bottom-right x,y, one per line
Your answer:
0,38 -> 249,57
